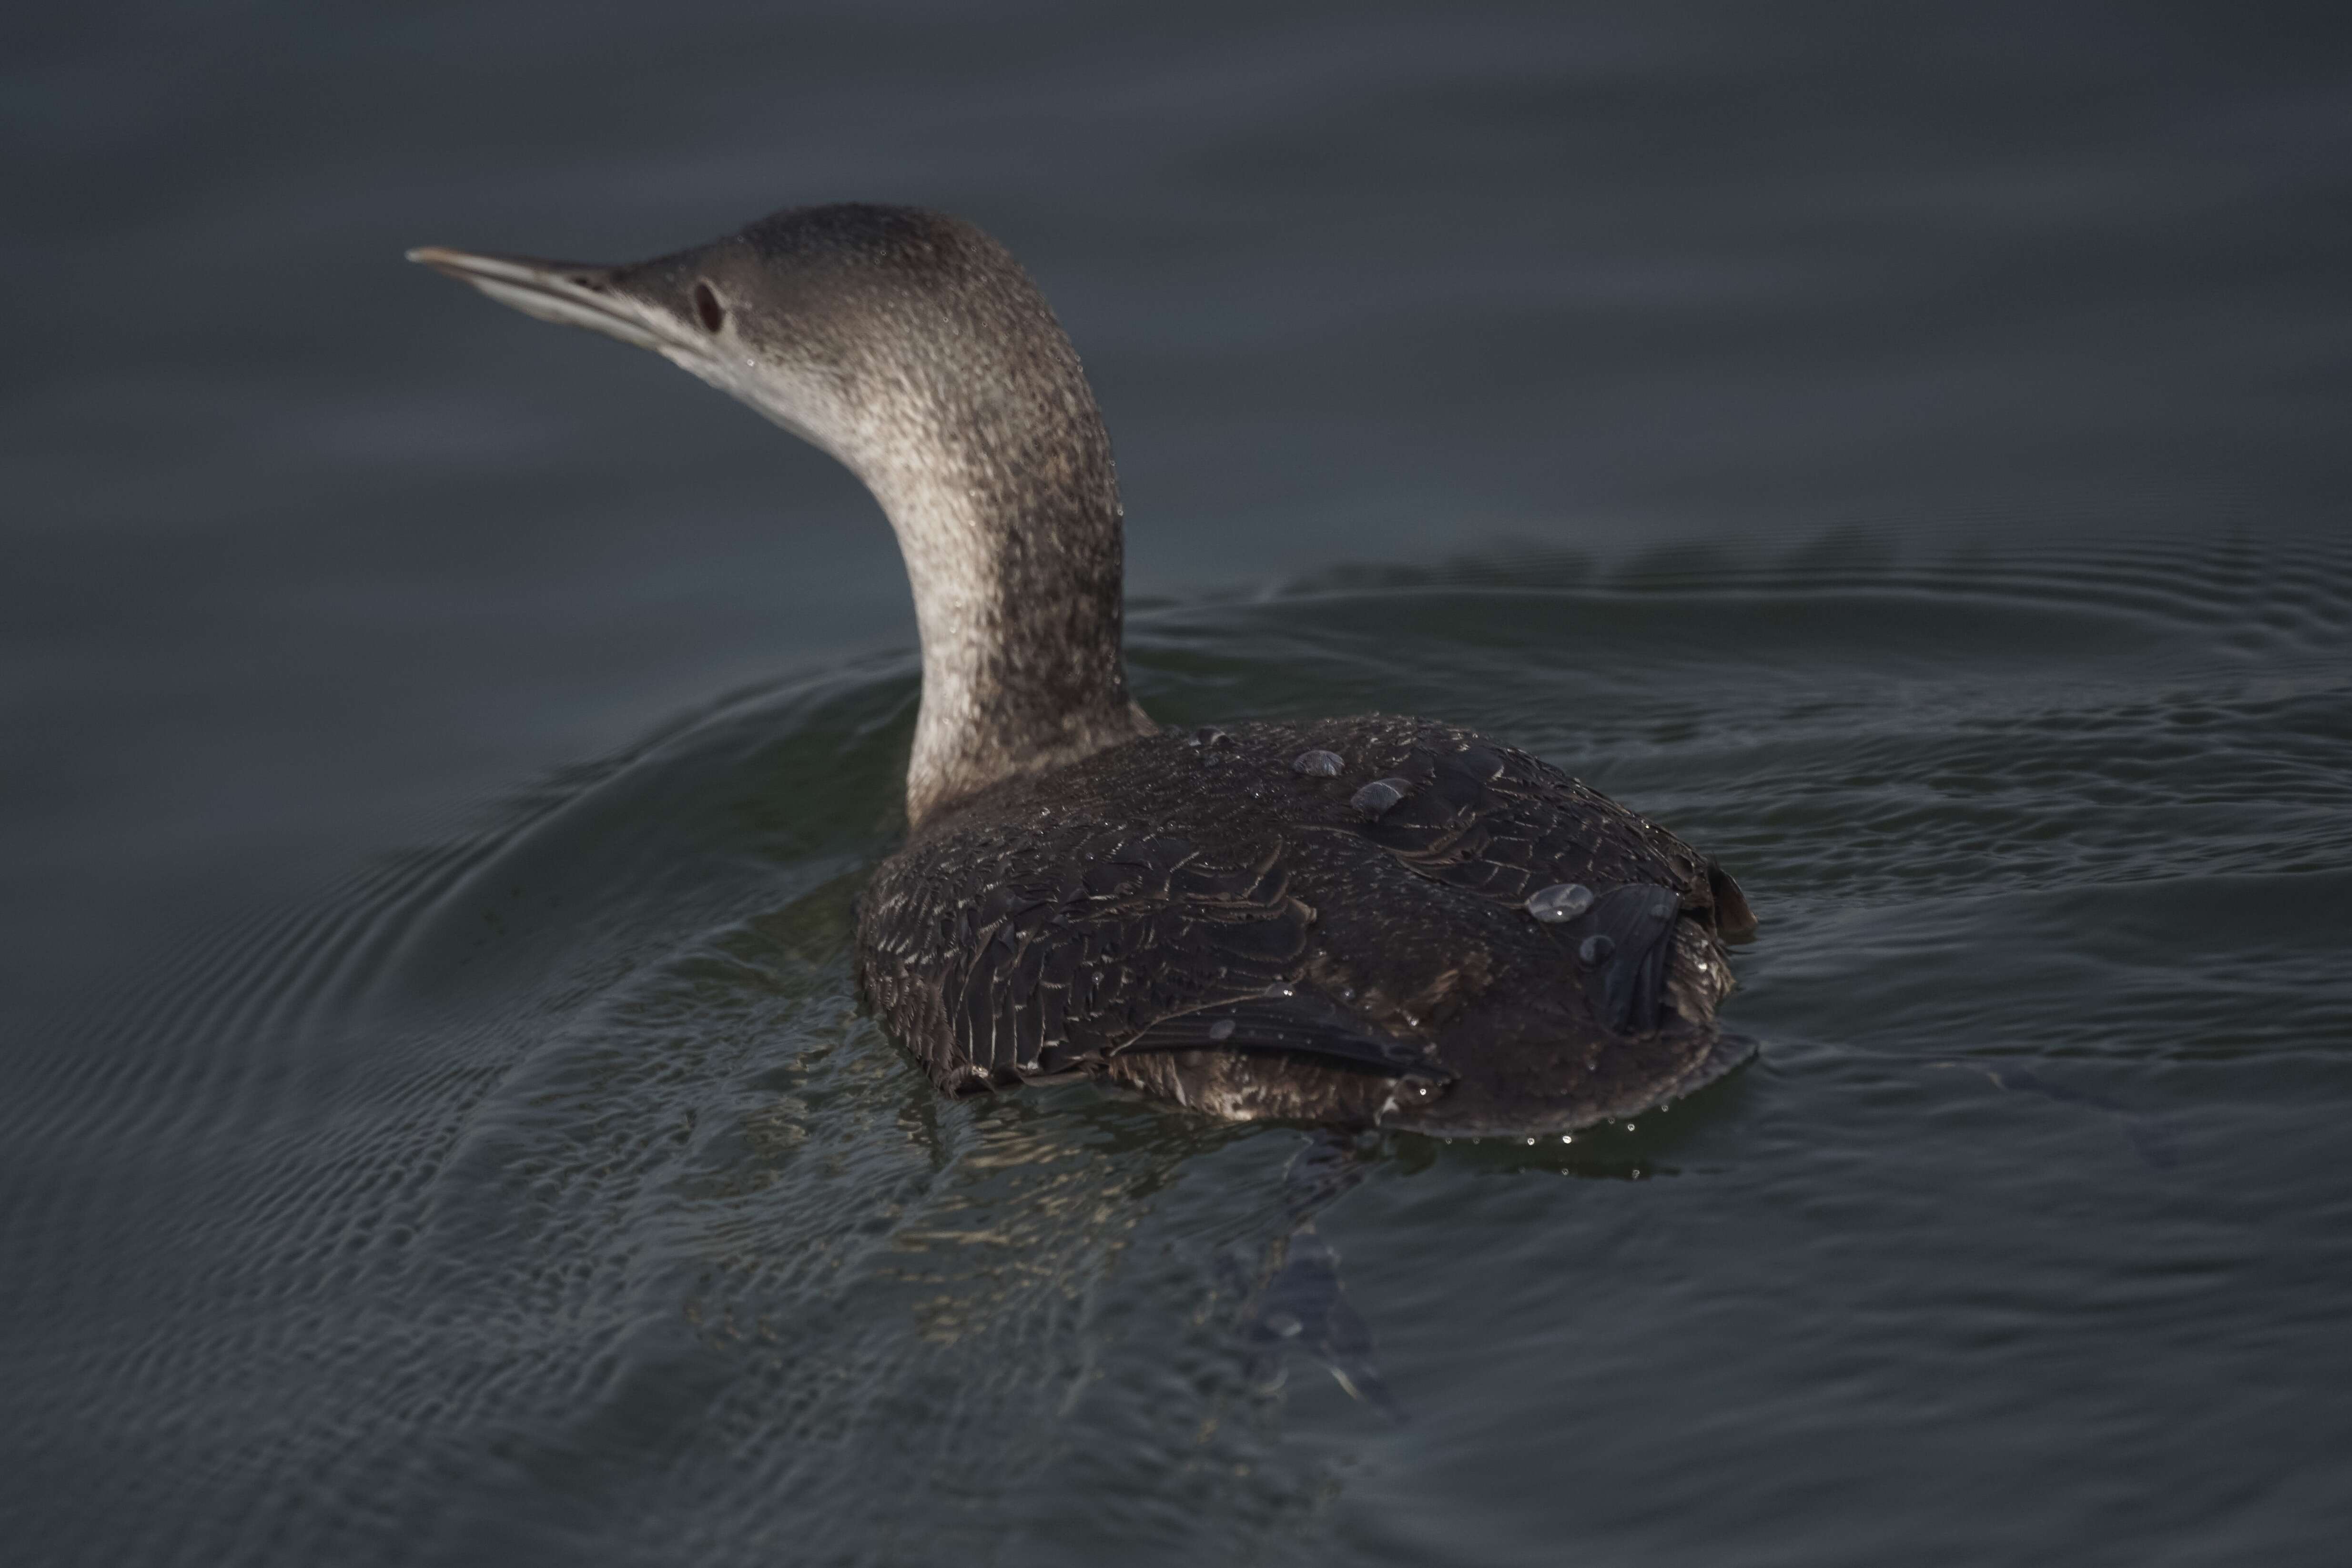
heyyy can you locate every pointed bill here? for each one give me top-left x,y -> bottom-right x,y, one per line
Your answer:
406,246 -> 692,357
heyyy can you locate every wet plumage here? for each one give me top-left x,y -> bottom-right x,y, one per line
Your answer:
411,202 -> 1759,1138
861,715 -> 1755,1136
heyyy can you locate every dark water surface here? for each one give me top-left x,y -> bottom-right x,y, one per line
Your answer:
7,5 -> 2351,1564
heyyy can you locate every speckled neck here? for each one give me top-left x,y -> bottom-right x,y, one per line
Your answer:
411,202 -> 1159,824
859,435 -> 1155,829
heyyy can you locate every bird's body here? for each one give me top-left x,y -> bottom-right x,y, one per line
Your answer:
862,714 -> 1752,1136
412,202 -> 1757,1138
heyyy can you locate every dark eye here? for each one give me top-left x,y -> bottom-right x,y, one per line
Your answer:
692,281 -> 725,333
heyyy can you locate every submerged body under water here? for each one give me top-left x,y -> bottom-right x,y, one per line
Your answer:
11,532 -> 2352,1565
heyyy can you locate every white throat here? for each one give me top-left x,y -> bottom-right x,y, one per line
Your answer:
670,283 -> 1151,828
862,459 -> 1020,822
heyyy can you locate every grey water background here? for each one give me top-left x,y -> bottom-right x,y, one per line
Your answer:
7,3 -> 2352,1563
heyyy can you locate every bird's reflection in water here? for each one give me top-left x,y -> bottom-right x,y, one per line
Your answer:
1221,1132 -> 1402,1420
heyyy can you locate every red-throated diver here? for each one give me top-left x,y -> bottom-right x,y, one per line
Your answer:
410,203 -> 1757,1136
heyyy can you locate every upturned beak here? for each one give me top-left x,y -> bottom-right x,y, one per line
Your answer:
406,245 -> 693,357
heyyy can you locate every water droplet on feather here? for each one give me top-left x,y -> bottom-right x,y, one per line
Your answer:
1525,882 -> 1595,922
1292,749 -> 1343,776
1580,933 -> 1616,965
1351,779 -> 1409,817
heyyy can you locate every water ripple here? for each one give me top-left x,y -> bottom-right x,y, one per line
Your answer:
11,535 -> 2352,1565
